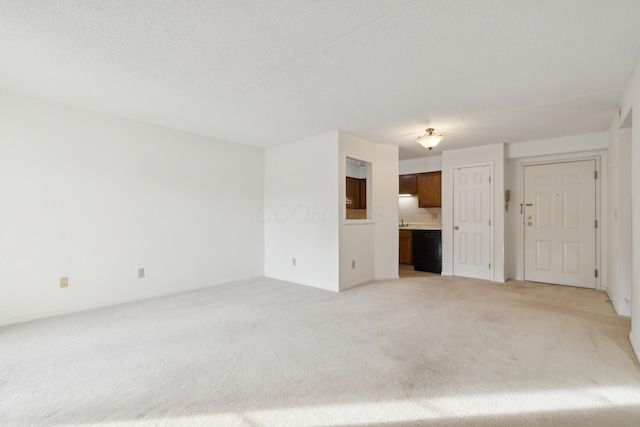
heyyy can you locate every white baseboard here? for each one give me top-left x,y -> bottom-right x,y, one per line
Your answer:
610,298 -> 632,317
0,275 -> 262,328
340,277 -> 374,291
375,274 -> 400,281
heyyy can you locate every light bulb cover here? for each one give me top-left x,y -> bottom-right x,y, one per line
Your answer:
416,128 -> 443,150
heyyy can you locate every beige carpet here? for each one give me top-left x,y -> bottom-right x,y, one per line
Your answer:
1,274 -> 639,426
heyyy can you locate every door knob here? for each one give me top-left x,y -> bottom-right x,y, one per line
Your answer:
454,226 -> 459,230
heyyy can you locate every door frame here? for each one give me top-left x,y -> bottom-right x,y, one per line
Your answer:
520,156 -> 601,289
451,162 -> 494,280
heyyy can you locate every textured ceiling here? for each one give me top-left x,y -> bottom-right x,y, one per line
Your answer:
1,0 -> 639,160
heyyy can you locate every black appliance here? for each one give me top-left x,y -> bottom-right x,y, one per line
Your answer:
412,230 -> 442,273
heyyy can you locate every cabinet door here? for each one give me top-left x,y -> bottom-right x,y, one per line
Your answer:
399,174 -> 417,194
399,230 -> 413,264
346,177 -> 360,208
418,171 -> 442,207
359,179 -> 367,209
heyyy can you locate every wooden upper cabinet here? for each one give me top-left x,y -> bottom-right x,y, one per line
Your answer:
399,174 -> 417,194
346,177 -> 360,208
417,171 -> 442,207
359,179 -> 366,209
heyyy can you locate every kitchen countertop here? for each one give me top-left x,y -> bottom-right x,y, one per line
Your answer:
399,223 -> 442,230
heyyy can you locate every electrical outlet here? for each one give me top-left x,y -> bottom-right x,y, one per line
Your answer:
292,258 -> 296,266
138,268 -> 145,278
60,277 -> 68,288
352,260 -> 356,269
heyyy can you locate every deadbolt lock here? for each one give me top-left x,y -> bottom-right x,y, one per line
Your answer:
454,226 -> 459,230
527,221 -> 533,226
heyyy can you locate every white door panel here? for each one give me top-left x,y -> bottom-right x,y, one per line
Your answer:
453,166 -> 491,280
523,161 -> 596,288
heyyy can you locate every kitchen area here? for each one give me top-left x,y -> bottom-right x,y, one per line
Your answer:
398,171 -> 442,276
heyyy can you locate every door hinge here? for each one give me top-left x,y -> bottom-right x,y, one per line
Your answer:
594,171 -> 598,179
489,176 -> 491,183
595,269 -> 598,278
489,263 -> 491,269
489,219 -> 491,226
595,220 -> 598,228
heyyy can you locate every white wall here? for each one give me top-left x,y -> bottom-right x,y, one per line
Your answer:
264,131 -> 398,292
338,132 -> 399,289
506,132 -> 607,158
399,155 -> 442,175
615,58 -> 640,361
618,127 -> 633,312
503,133 -> 608,286
0,91 -> 264,326
606,125 -> 632,316
264,132 -> 340,291
373,143 -> 400,281
442,143 -> 505,282
339,133 -> 375,289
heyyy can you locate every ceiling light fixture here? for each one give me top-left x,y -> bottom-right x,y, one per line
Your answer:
417,128 -> 443,150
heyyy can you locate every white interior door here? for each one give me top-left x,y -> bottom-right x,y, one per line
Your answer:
453,165 -> 492,280
523,160 -> 596,288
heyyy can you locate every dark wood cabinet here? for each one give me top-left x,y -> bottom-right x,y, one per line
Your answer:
399,229 -> 413,264
359,179 -> 366,209
399,174 -> 417,194
417,171 -> 442,208
346,177 -> 360,208
399,172 -> 441,206
346,177 -> 367,209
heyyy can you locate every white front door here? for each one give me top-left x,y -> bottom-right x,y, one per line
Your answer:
523,160 -> 596,288
453,165 -> 492,280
